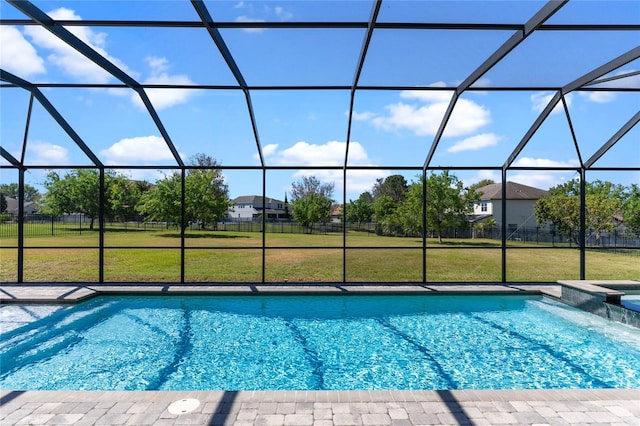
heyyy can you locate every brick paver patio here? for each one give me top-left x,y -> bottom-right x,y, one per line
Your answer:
1,388 -> 639,425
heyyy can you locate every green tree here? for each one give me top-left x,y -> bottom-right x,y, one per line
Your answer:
372,194 -> 399,235
346,195 -> 374,228
535,194 -> 580,244
468,179 -> 495,192
535,179 -> 623,246
283,193 -> 291,219
108,177 -> 150,222
0,193 -> 7,212
0,183 -> 40,202
372,175 -> 408,203
395,181 -> 423,237
475,218 -> 497,238
622,184 -> 640,235
42,169 -> 120,230
424,171 -> 478,243
291,193 -> 332,233
291,176 -> 334,200
290,176 -> 334,233
137,154 -> 230,231
137,172 -> 182,229
357,191 -> 374,204
185,154 -> 230,229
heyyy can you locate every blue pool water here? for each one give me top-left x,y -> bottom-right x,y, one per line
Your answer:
1,295 -> 639,391
622,295 -> 640,312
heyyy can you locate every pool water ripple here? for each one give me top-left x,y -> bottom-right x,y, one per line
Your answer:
1,294 -> 639,391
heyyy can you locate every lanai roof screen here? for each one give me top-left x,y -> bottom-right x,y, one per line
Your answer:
1,0 -> 638,198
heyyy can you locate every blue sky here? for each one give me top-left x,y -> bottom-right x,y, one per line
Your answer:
1,0 -> 638,203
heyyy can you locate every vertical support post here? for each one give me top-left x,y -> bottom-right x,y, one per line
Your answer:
343,168 -> 347,284
262,168 -> 266,284
180,168 -> 186,284
580,169 -> 586,280
501,169 -> 507,283
422,169 -> 427,283
98,168 -> 105,283
17,169 -> 25,283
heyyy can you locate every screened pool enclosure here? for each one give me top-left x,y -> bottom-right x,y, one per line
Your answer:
1,0 -> 638,284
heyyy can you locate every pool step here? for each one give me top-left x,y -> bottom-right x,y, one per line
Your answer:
0,302 -> 117,375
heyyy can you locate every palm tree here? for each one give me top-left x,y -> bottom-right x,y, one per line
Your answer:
476,218 -> 497,239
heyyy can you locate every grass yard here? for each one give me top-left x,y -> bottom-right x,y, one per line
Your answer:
0,229 -> 638,283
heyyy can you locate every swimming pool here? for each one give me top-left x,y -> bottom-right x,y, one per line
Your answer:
1,294 -> 639,391
622,294 -> 640,312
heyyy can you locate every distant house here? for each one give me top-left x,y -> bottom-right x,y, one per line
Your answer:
330,204 -> 343,223
3,196 -> 38,215
472,182 -> 549,233
228,195 -> 287,221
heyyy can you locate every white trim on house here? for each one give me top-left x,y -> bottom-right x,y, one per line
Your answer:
228,195 -> 286,221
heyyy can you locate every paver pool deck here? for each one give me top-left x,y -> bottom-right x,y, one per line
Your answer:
1,283 -> 639,425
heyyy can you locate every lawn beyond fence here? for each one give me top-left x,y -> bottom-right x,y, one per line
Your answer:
1,228 -> 638,283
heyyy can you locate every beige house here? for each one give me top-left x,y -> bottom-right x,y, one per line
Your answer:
473,182 -> 549,234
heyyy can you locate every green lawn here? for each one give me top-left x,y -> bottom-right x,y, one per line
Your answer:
1,228 -> 637,283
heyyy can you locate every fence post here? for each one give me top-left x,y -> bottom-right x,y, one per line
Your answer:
51,215 -> 54,236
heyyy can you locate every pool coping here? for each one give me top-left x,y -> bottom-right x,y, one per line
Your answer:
0,283 -> 563,304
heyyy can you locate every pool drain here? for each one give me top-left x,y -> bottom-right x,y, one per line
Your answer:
168,398 -> 200,415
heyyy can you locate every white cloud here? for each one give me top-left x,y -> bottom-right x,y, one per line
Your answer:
465,170 -> 500,187
399,82 -> 451,102
469,77 -> 492,89
262,140 -> 387,198
274,6 -> 294,21
234,2 -> 292,25
135,75 -> 195,110
131,56 -> 196,110
530,92 -> 572,115
508,157 -> 580,189
445,99 -> 492,137
508,172 -> 572,190
0,26 -> 46,77
264,140 -> 345,166
512,157 -> 579,168
579,91 -> 616,103
145,56 -> 169,73
591,69 -> 640,89
351,111 -> 377,121
447,133 -> 501,153
262,144 -> 279,157
23,8 -> 136,84
235,16 -> 266,33
355,85 -> 490,138
99,135 -> 176,164
26,142 -> 69,165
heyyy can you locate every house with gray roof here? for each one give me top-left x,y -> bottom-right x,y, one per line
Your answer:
228,195 -> 287,221
3,196 -> 38,215
472,181 -> 549,234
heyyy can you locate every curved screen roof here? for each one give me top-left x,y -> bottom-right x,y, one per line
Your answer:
1,0 -> 638,196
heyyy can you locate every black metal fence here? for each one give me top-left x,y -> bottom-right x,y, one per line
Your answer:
1,214 -> 638,254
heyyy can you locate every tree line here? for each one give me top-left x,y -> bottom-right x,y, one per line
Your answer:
345,172 -> 483,242
535,179 -> 640,246
1,155 -> 638,243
